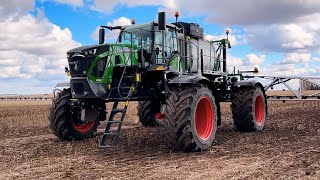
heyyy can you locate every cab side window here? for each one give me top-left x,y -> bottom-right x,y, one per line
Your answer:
155,29 -> 178,63
189,39 -> 199,73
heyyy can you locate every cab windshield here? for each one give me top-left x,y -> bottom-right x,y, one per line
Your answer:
117,25 -> 177,64
117,26 -> 153,52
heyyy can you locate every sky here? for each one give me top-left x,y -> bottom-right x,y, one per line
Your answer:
0,0 -> 320,94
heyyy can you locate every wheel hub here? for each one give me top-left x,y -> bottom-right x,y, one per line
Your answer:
195,96 -> 214,140
155,112 -> 164,121
72,119 -> 95,133
255,95 -> 265,125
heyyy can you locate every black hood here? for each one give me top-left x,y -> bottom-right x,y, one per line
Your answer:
66,44 -> 110,77
67,44 -> 110,55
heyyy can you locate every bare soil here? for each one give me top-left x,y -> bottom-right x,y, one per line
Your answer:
0,101 -> 319,179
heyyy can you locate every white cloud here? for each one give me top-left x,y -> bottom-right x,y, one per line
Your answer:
245,54 -> 265,67
235,5 -> 320,55
226,54 -> 246,73
247,23 -> 317,53
92,0 -> 117,12
206,32 -> 246,46
297,13 -> 320,32
120,0 -> 176,8
283,53 -> 311,64
92,0 -> 176,13
0,14 -> 79,55
0,14 -> 80,79
226,54 -> 264,74
228,55 -> 243,67
91,16 -> 131,41
261,64 -> 308,77
313,57 -> 320,62
54,0 -> 83,7
90,0 -> 320,27
280,25 -> 314,49
40,0 -> 83,7
0,66 -> 23,79
0,7 -> 81,93
173,0 -> 320,25
0,0 -> 35,20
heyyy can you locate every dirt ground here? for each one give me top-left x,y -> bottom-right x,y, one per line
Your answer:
0,100 -> 319,179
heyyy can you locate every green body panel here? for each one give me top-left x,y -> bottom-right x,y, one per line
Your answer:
168,55 -> 184,72
87,44 -> 139,84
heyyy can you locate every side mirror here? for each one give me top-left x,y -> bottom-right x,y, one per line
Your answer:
158,12 -> 166,30
99,27 -> 105,44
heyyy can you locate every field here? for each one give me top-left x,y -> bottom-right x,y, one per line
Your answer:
0,100 -> 319,179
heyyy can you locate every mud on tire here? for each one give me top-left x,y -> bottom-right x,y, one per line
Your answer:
137,100 -> 164,127
163,85 -> 217,152
48,88 -> 104,141
231,85 -> 267,132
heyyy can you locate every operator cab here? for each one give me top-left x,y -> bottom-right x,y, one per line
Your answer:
104,20 -> 219,75
114,23 -> 181,69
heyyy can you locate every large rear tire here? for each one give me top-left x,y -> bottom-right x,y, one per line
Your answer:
163,86 -> 217,152
48,88 -> 105,140
137,100 -> 164,127
231,86 -> 266,132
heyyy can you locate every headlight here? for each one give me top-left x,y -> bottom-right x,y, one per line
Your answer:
83,49 -> 97,56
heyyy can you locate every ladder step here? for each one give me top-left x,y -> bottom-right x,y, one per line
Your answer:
100,132 -> 120,148
100,144 -> 115,148
103,132 -> 118,136
111,109 -> 125,113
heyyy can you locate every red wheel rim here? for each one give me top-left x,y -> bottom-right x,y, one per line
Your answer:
155,112 -> 164,121
255,95 -> 265,125
72,119 -> 95,133
195,96 -> 214,140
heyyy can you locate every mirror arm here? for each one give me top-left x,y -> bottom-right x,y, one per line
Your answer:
101,25 -> 122,31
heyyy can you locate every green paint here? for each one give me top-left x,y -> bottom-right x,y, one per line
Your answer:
169,55 -> 183,72
87,44 -> 139,84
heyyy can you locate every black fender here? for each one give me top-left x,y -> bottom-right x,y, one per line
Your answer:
168,75 -> 213,89
232,80 -> 264,89
232,80 -> 268,114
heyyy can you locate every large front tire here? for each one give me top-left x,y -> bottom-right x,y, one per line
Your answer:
137,100 -> 164,127
231,86 -> 267,132
163,86 -> 217,152
48,88 -> 104,141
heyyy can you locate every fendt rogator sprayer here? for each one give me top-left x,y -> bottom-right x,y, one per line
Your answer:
49,12 -> 267,152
